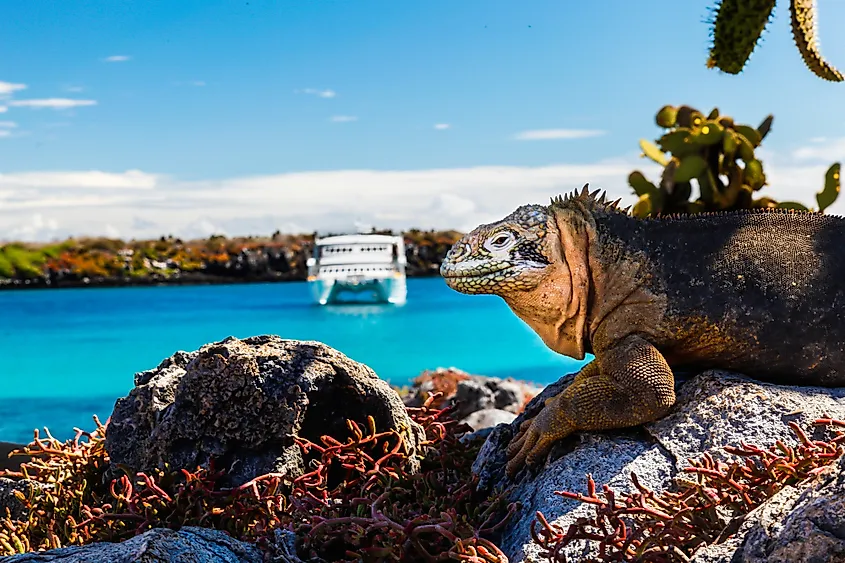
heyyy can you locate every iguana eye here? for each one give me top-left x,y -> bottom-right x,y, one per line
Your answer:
487,232 -> 514,250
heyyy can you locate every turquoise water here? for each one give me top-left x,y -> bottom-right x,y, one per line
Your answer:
0,278 -> 588,443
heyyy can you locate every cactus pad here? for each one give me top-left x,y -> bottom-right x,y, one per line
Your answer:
628,104 -> 841,216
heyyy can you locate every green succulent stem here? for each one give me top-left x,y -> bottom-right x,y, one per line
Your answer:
630,104 -> 841,216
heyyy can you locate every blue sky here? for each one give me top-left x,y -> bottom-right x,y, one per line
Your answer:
1,0 -> 844,240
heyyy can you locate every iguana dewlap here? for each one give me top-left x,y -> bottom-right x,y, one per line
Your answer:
440,184 -> 845,477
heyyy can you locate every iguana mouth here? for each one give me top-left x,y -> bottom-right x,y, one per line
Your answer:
440,264 -> 513,280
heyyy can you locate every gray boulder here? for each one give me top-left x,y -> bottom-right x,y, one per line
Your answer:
403,367 -> 541,424
495,379 -> 538,414
2,526 -> 263,562
472,370 -> 845,563
105,335 -> 426,487
453,377 -> 498,418
462,408 -> 516,431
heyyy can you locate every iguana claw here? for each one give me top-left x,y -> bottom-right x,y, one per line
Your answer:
505,395 -> 575,477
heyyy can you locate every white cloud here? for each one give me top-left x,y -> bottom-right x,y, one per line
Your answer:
2,194 -> 143,210
132,216 -> 158,231
0,160 -> 648,241
429,193 -> 476,217
9,98 -> 97,109
330,115 -> 358,123
434,123 -> 451,130
299,88 -> 336,98
184,218 -> 227,238
0,106 -> 6,113
5,213 -> 61,241
514,129 -> 606,141
191,81 -> 206,87
0,81 -> 26,96
0,170 -> 158,190
0,122 -> 17,138
65,86 -> 85,93
4,136 -> 845,242
104,55 -> 131,62
792,137 -> 845,162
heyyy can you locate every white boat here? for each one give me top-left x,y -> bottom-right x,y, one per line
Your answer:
305,233 -> 407,305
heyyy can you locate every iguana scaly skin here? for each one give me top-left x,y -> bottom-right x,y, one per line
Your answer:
440,185 -> 845,477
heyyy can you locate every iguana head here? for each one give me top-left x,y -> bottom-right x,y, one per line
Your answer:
440,186 -> 617,360
439,204 -> 556,295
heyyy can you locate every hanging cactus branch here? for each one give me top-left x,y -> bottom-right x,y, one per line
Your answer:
789,0 -> 843,81
706,0 -> 776,75
629,104 -> 841,217
707,0 -> 843,82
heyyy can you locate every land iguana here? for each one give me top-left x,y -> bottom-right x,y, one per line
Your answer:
440,185 -> 845,477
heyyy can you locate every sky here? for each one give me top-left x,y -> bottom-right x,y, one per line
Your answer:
2,0 -> 845,241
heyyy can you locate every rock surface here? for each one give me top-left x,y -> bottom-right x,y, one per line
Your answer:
472,370 -> 845,563
403,367 -> 541,428
0,478 -> 43,521
105,335 -> 426,487
0,442 -> 29,474
2,526 -> 263,562
462,408 -> 516,431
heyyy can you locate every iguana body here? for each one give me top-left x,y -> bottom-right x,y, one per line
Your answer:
440,185 -> 845,476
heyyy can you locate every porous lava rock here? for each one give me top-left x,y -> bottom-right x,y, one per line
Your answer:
105,335 -> 425,487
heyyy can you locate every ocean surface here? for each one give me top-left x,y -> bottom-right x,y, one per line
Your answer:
0,277 -> 589,444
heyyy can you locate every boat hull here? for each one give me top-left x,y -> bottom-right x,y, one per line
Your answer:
309,276 -> 407,305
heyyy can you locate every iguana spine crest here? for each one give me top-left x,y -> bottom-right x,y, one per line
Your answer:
549,183 -> 839,222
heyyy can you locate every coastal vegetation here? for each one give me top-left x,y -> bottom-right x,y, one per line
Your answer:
0,365 -> 517,561
4,381 -> 845,561
0,230 -> 462,289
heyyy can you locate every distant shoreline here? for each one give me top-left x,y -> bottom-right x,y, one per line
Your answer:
0,270 -> 444,291
0,230 -> 460,291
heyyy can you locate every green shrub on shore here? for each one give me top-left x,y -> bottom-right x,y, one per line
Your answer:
0,230 -> 462,285
0,253 -> 13,279
0,246 -> 46,279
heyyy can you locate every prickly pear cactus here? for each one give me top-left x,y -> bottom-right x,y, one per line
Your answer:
629,104 -> 841,217
707,0 -> 843,82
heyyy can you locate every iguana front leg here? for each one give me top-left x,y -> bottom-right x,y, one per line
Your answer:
506,335 -> 676,477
